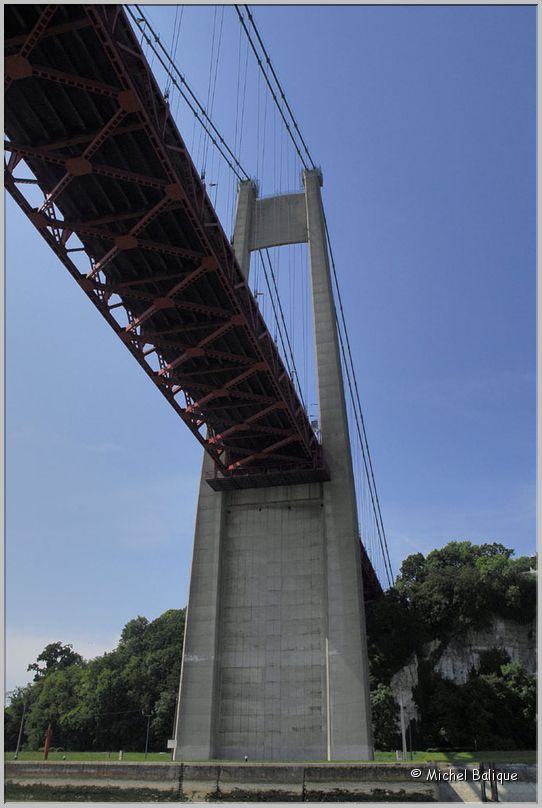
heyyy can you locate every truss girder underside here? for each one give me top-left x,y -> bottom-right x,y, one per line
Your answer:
4,3 -> 329,490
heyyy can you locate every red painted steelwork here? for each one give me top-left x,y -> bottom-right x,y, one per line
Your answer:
4,4 -> 327,489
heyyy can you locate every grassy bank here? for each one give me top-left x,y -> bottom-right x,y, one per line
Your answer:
374,750 -> 537,764
6,751 -> 172,763
5,749 -> 536,764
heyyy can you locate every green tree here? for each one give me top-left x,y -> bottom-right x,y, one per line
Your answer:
4,686 -> 31,752
23,664 -> 87,750
5,609 -> 186,752
461,661 -> 536,750
477,647 -> 511,676
413,662 -> 471,748
27,642 -> 83,682
394,542 -> 535,638
411,655 -> 537,751
370,684 -> 400,751
366,588 -> 422,684
119,616 -> 149,647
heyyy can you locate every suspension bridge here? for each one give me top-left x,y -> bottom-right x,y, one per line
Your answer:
5,4 -> 393,761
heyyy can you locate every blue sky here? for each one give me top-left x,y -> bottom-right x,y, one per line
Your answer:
5,4 -> 536,693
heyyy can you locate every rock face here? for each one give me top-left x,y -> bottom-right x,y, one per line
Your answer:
390,617 -> 536,723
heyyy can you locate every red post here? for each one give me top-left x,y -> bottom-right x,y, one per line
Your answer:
43,723 -> 53,760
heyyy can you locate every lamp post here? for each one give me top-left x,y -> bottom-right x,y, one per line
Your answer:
14,701 -> 26,759
143,710 -> 152,760
399,694 -> 407,761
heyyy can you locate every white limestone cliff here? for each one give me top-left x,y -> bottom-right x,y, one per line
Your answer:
390,617 -> 536,723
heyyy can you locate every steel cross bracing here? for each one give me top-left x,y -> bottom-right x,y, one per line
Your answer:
4,4 -> 329,491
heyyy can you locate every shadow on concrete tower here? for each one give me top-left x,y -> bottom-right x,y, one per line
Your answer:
172,169 -> 374,761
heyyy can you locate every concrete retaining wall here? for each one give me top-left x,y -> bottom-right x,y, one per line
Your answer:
4,761 -> 436,801
5,761 -> 536,802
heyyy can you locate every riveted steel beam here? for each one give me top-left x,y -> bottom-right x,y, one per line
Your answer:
5,17 -> 92,51
5,4 -> 327,485
4,5 -> 59,91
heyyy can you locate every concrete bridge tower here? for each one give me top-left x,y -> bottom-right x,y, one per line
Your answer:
172,169 -> 374,761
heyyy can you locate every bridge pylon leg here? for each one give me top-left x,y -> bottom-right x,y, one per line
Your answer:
172,171 -> 374,762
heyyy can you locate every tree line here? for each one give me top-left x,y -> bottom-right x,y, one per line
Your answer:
5,541 -> 536,753
5,609 -> 185,753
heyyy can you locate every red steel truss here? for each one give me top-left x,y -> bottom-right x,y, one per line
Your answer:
4,3 -> 329,491
4,5 -> 382,598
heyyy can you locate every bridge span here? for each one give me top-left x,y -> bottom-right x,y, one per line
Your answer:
5,3 -> 326,490
6,4 -> 381,761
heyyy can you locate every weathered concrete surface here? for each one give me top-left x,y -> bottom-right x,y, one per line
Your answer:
251,192 -> 308,250
304,168 -> 373,761
174,182 -> 255,761
4,761 -> 439,801
5,761 -> 536,802
174,173 -> 373,762
181,763 -> 221,801
215,482 -> 328,761
4,761 -> 182,801
173,451 -> 225,760
216,763 -> 306,801
496,764 -> 537,803
4,760 -> 180,786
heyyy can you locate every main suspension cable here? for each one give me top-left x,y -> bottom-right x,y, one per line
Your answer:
234,5 -> 310,172
260,248 -> 306,408
324,216 -> 394,585
236,2 -> 393,582
242,4 -> 316,171
128,5 -> 250,182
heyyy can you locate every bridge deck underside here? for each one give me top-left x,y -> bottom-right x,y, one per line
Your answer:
4,3 -> 326,488
5,4 -> 382,601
